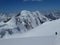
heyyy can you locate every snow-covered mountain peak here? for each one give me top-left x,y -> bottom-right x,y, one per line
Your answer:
21,10 -> 31,16
0,10 -> 60,38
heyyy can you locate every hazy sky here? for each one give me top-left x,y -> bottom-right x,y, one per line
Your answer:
0,0 -> 60,13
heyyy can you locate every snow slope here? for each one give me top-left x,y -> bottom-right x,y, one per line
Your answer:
0,36 -> 56,45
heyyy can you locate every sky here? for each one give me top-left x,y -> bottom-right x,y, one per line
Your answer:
0,0 -> 60,13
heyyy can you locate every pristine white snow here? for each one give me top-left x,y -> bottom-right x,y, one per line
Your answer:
0,36 -> 56,45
